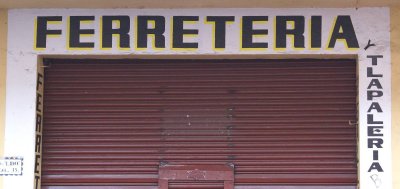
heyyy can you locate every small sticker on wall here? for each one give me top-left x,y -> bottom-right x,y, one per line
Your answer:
0,157 -> 23,176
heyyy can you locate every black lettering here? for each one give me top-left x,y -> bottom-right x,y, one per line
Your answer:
367,67 -> 383,77
368,126 -> 383,137
367,91 -> 383,100
206,16 -> 235,49
328,15 -> 359,48
276,16 -> 305,48
102,16 -> 131,49
367,102 -> 383,113
137,16 -> 165,49
35,134 -> 42,152
368,138 -> 383,148
36,73 -> 43,91
36,94 -> 42,112
34,175 -> 40,189
310,16 -> 322,48
69,16 -> 95,48
368,162 -> 384,172
36,114 -> 42,132
242,16 -> 269,49
373,150 -> 379,161
368,114 -> 383,124
35,16 -> 62,48
34,154 -> 41,174
367,55 -> 384,66
172,16 -> 199,49
368,79 -> 383,89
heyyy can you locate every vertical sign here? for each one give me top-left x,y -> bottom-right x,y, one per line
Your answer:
34,64 -> 44,189
360,53 -> 392,189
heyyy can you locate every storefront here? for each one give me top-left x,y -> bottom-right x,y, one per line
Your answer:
0,1 -> 399,189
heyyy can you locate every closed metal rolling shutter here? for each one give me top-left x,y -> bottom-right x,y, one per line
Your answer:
42,59 -> 357,189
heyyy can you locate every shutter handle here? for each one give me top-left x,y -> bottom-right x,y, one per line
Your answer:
348,120 -> 358,126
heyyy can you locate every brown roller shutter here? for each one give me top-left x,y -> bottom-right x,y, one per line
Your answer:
41,59 -> 357,189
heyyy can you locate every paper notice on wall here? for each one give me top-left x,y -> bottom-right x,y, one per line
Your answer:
0,157 -> 23,176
